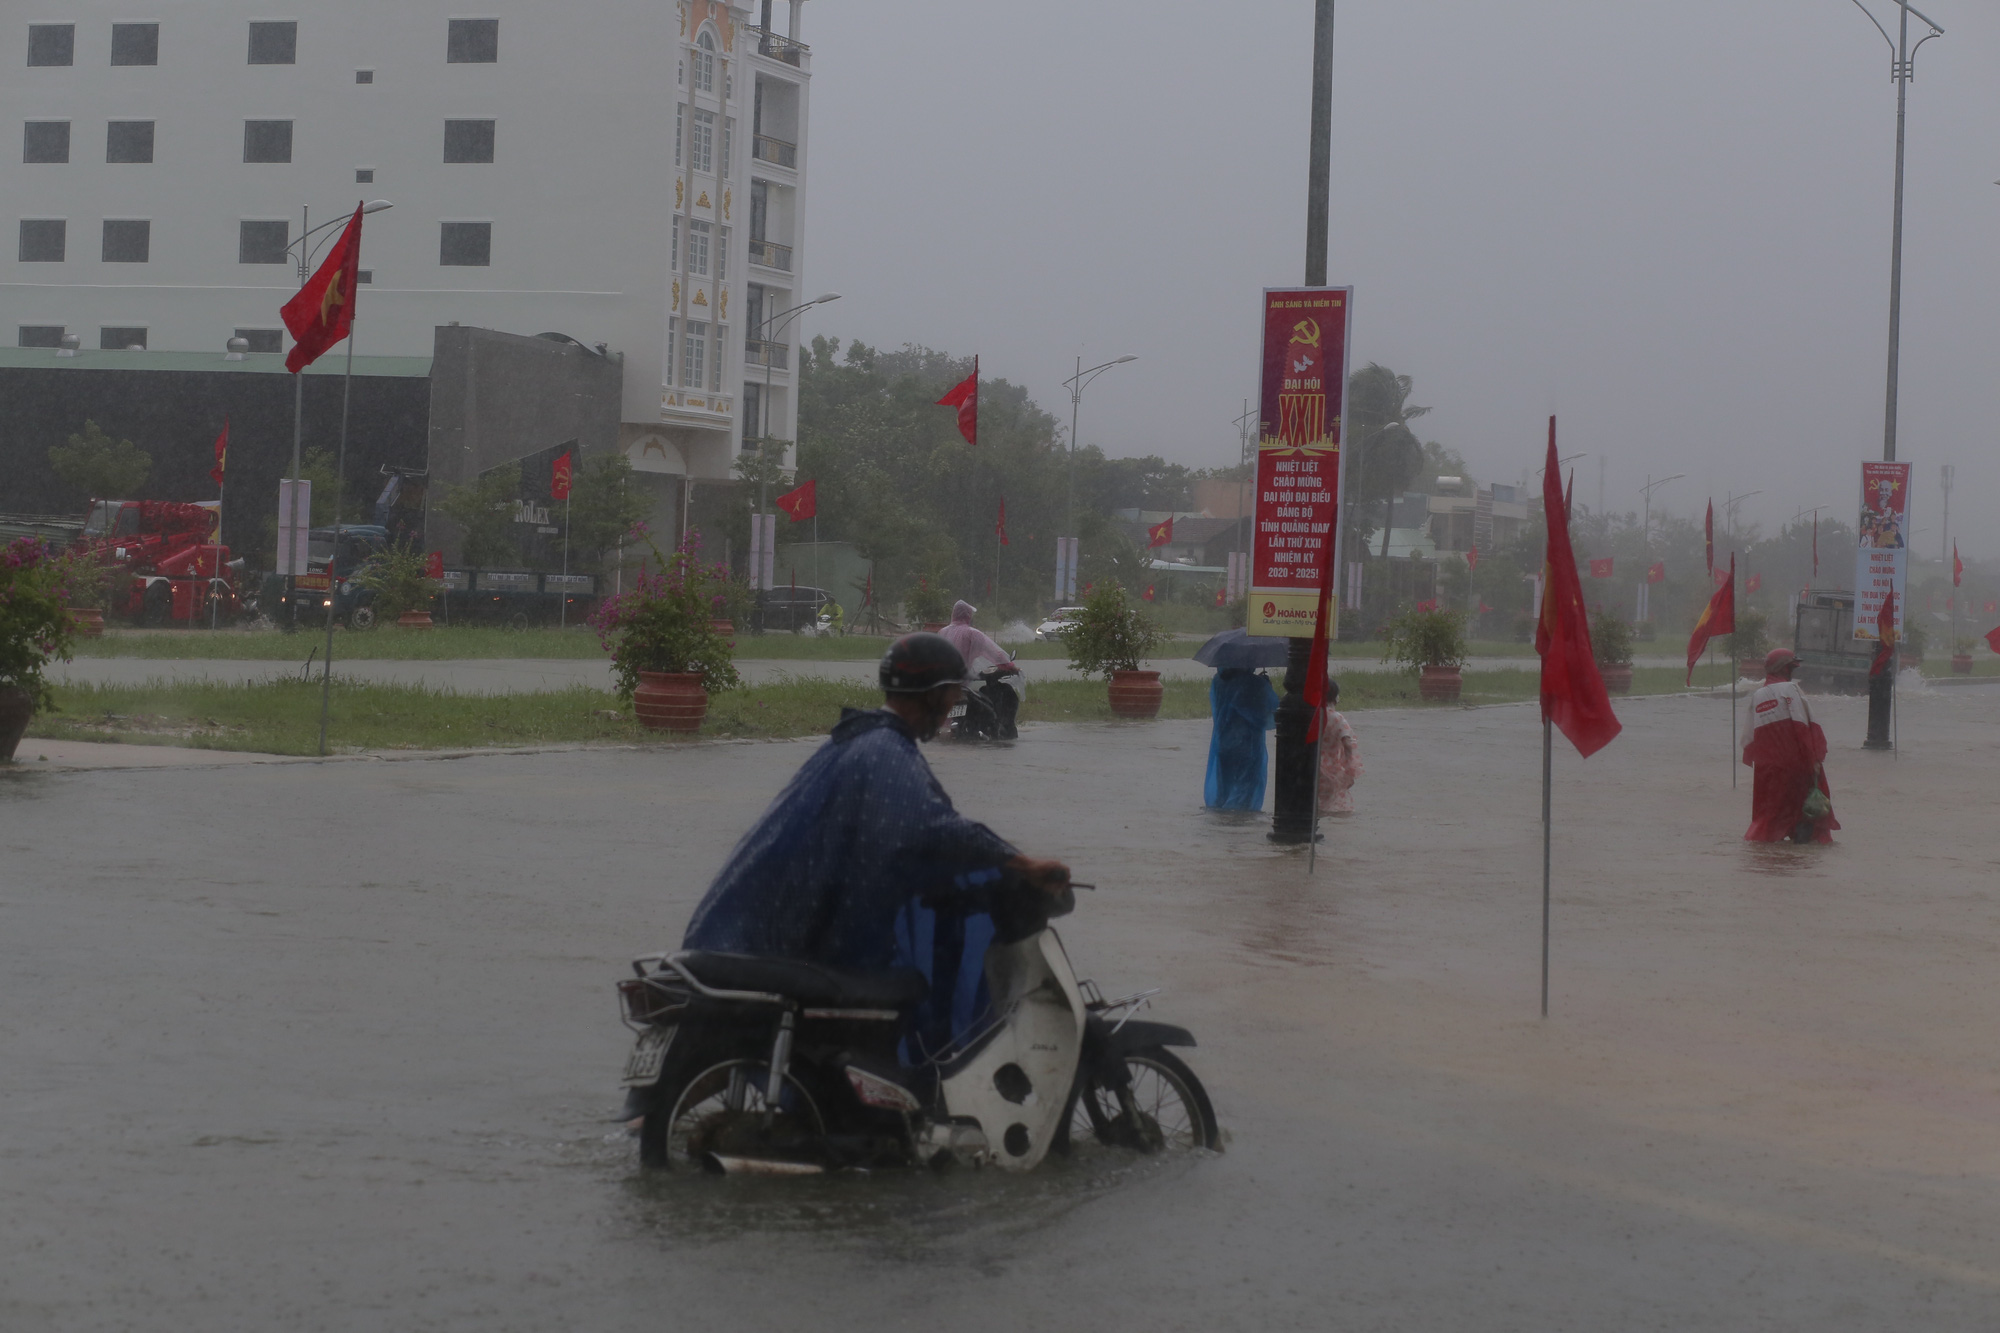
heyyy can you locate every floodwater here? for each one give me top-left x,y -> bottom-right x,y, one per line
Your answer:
5,684 -> 2000,1329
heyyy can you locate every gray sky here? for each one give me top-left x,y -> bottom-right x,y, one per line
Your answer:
802,0 -> 1999,559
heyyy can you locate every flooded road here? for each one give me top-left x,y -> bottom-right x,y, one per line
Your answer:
5,684 -> 2000,1328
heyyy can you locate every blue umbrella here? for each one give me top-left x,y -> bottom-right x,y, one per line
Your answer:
1192,627 -> 1290,671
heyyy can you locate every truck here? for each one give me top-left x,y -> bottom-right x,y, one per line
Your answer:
436,568 -> 597,628
1794,591 -> 1876,694
78,499 -> 244,627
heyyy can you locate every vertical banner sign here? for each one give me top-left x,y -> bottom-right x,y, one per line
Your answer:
1854,461 -> 1910,643
1247,286 -> 1352,636
1054,537 -> 1080,601
276,478 -> 312,576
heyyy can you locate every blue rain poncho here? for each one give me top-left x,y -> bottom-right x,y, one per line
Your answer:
1205,668 -> 1279,810
683,707 -> 1018,972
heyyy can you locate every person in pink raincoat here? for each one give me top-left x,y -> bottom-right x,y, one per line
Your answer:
1316,679 -> 1362,815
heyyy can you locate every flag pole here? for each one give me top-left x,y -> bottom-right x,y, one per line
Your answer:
560,486 -> 571,630
1541,714 -> 1553,1018
316,318 -> 356,757
211,468 -> 224,632
1730,561 -> 1738,789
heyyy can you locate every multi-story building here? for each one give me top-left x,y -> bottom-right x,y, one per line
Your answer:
1,1 -> 815,523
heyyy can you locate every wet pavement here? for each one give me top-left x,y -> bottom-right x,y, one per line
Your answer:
5,684 -> 2000,1329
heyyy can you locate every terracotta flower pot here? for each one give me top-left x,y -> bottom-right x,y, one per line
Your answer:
1951,653 -> 1973,675
0,685 -> 33,762
633,670 -> 708,733
710,618 -> 737,649
1418,664 -> 1463,702
397,610 -> 434,629
1599,663 -> 1633,695
1107,668 -> 1164,719
67,606 -> 105,638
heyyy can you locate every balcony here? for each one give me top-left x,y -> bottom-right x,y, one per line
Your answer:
748,238 -> 793,272
752,134 -> 797,169
744,338 -> 790,370
756,31 -> 808,66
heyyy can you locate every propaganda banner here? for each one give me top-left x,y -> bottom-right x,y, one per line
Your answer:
1247,286 -> 1352,636
1854,461 -> 1910,643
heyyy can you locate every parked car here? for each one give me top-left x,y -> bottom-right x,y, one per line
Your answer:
1035,606 -> 1088,642
756,586 -> 836,633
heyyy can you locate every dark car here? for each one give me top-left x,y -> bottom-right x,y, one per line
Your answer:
756,585 -> 835,633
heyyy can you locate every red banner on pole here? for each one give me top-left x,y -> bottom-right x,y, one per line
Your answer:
551,450 -> 573,501
1247,286 -> 1351,636
1588,557 -> 1613,579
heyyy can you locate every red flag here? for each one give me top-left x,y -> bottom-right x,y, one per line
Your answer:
1870,589 -> 1898,676
1646,561 -> 1665,584
209,419 -> 229,488
1747,573 -> 1761,593
1147,516 -> 1173,548
1214,585 -> 1225,608
1713,566 -> 1730,588
995,496 -> 1008,546
425,550 -> 444,580
1686,554 -> 1736,684
1588,557 -> 1613,579
281,203 -> 363,373
775,478 -> 816,522
1416,598 -> 1440,612
863,571 -> 874,607
1142,584 -> 1155,602
1478,600 -> 1492,614
936,357 -> 978,446
551,450 -> 573,502
1303,546 -> 1336,742
1986,624 -> 2000,654
1466,545 -> 1479,572
1704,500 -> 1714,576
1536,418 -> 1621,757
1953,543 -> 1962,587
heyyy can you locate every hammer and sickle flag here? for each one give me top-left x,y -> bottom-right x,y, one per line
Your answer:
281,203 -> 364,373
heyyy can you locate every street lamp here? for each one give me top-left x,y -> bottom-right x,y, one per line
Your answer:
748,291 -> 839,629
1849,0 -> 1944,748
1060,353 -> 1138,598
1636,473 -> 1683,622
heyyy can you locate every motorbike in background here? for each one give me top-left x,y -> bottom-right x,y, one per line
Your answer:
613,876 -> 1218,1174
949,666 -> 1024,741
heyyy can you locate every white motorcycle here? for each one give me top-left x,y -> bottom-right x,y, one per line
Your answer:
614,878 -> 1218,1172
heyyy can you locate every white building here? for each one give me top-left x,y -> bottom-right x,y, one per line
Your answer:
1,0 -> 815,497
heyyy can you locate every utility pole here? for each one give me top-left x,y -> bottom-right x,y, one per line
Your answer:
1637,473 -> 1683,623
1269,0 -> 1336,846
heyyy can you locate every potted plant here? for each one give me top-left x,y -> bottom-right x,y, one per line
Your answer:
1382,605 -> 1469,702
351,539 -> 441,628
904,575 -> 952,632
1952,636 -> 1975,675
1059,580 -> 1167,718
590,530 -> 740,733
1,538 -> 76,760
1729,608 -> 1770,679
51,547 -> 112,638
1591,609 -> 1635,695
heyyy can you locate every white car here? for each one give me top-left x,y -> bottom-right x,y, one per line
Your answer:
1034,607 -> 1087,642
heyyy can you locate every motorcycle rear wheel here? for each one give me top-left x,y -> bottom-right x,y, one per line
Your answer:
640,1058 -> 826,1171
1071,1047 -> 1219,1153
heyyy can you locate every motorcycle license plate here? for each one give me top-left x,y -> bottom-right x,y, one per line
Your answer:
622,1026 -> 675,1086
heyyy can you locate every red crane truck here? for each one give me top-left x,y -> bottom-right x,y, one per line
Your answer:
80,499 -> 243,626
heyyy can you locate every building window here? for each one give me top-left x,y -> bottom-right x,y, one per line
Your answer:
355,167 -> 373,183
243,120 -> 292,163
666,318 -> 677,385
19,219 -> 66,262
690,109 -> 714,173
439,221 -> 490,266
718,227 -> 728,280
28,24 -> 75,67
106,120 -> 154,163
239,220 -> 288,264
101,326 -> 147,350
355,68 -> 373,83
670,215 -> 680,271
741,381 -> 762,438
446,18 -> 498,63
686,219 -> 710,277
443,119 -> 494,163
24,121 -> 70,163
19,325 -> 65,348
110,23 -> 159,66
247,21 -> 297,65
101,219 -> 150,263
674,105 -> 683,167
235,328 -> 282,353
355,269 -> 371,284
683,321 -> 706,390
723,118 -> 733,173
692,31 -> 716,93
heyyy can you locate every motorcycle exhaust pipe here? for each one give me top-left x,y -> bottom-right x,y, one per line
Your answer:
703,1153 -> 825,1176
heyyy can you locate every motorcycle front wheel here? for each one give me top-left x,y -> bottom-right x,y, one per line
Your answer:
640,1058 -> 826,1170
1070,1047 -> 1219,1153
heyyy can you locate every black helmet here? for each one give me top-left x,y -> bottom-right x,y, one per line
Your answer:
880,632 -> 965,694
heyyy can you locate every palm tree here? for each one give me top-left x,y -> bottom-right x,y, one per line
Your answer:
1343,365 -> 1430,607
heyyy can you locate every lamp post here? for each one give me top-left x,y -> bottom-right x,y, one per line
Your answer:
278,200 -> 393,632
748,291 -> 839,630
1060,354 -> 1138,599
1850,0 -> 1943,746
1637,473 -> 1683,621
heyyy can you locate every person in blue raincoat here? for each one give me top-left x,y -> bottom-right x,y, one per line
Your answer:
682,633 -> 1070,976
1204,667 -> 1279,809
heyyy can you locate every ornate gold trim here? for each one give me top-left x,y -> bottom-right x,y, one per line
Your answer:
723,188 -> 731,220
693,289 -> 709,306
676,178 -> 684,208
696,191 -> 711,211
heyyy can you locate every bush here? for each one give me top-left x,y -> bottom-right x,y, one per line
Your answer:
1590,610 -> 1634,667
1727,608 -> 1770,662
1900,615 -> 1927,659
49,547 -> 114,611
1,538 -> 76,710
903,576 -> 952,627
1059,580 -> 1165,677
1381,606 -> 1468,670
351,540 -> 440,621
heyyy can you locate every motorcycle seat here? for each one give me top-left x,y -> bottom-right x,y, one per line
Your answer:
675,951 -> 928,1009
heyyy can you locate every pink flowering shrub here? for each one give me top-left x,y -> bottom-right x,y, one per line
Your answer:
1,538 -> 76,710
588,527 -> 740,698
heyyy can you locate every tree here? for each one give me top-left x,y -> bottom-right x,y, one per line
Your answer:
434,462 -> 522,568
564,454 -> 648,578
1344,364 -> 1429,557
47,420 -> 151,503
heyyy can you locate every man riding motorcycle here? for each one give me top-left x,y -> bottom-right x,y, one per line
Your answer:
681,633 -> 1068,976
938,600 -> 1022,739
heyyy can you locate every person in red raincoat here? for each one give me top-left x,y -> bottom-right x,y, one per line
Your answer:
1741,648 -> 1838,844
